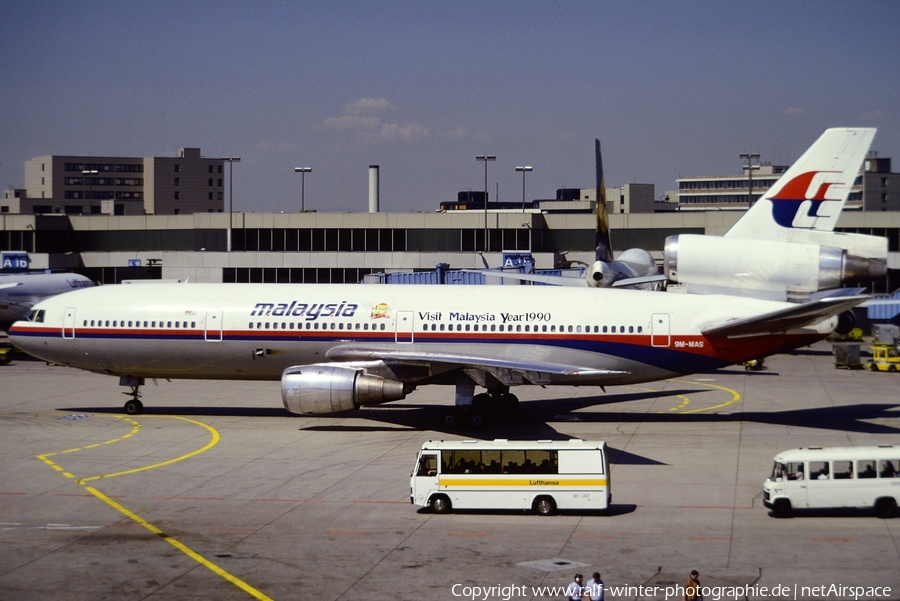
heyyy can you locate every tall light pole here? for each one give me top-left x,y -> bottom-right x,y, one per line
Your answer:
294,167 -> 311,211
221,157 -> 241,252
476,154 -> 495,251
515,166 -> 532,213
82,169 -> 98,214
740,152 -> 760,207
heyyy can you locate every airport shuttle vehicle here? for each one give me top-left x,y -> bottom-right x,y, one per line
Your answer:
410,439 -> 610,515
764,445 -> 900,518
0,271 -> 94,330
664,128 -> 886,301
9,280 -> 862,425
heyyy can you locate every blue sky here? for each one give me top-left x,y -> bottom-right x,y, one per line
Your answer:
1,1 -> 898,213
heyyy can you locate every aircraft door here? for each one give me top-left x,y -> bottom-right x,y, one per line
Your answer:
63,307 -> 77,339
395,311 -> 414,343
205,309 -> 223,342
651,313 -> 670,347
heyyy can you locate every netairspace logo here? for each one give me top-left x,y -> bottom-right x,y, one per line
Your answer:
449,582 -> 893,600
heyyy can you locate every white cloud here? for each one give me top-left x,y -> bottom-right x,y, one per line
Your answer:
343,97 -> 397,115
320,97 -> 429,143
321,115 -> 381,131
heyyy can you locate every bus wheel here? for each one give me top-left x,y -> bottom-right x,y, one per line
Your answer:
874,497 -> 896,519
534,496 -> 556,516
430,495 -> 451,514
772,499 -> 792,518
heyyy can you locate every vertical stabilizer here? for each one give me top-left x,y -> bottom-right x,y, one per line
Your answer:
724,128 -> 876,241
595,138 -> 613,262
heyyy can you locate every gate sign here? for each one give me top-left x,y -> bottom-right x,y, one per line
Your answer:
128,259 -> 142,267
1,253 -> 29,270
502,252 -> 533,268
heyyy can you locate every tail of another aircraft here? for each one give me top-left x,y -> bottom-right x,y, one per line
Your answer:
724,128 -> 876,241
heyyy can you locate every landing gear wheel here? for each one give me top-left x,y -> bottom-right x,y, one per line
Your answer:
430,495 -> 452,514
468,411 -> 488,429
498,393 -> 519,414
534,496 -> 556,516
440,408 -> 461,428
124,399 -> 144,415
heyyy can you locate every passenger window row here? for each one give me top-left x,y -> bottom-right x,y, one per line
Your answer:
421,323 -> 643,334
82,319 -> 196,329
785,459 -> 899,480
248,321 -> 387,331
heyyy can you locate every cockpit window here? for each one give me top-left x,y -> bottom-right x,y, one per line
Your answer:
25,309 -> 45,323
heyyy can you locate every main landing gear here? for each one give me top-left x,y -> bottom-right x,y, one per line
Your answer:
439,383 -> 519,429
120,376 -> 145,415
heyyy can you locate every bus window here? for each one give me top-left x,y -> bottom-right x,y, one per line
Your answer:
482,450 -> 502,473
502,450 -> 525,473
783,462 -> 805,480
833,461 -> 853,479
810,461 -> 829,480
525,450 -> 558,474
858,461 -> 878,478
879,460 -> 898,478
416,453 -> 438,477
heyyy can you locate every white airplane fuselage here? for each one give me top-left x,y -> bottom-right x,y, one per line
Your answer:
9,282 -> 830,389
0,271 -> 93,327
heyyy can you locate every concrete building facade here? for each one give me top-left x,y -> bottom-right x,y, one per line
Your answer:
8,148 -> 224,216
676,156 -> 899,212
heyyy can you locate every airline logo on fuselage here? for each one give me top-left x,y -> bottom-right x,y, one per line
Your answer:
768,170 -> 846,228
251,300 -> 359,321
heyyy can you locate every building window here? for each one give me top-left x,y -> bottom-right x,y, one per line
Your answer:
174,191 -> 180,200
174,178 -> 180,186
208,179 -> 213,186
174,164 -> 180,173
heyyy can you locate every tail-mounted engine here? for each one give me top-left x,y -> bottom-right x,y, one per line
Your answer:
664,234 -> 886,298
281,364 -> 407,415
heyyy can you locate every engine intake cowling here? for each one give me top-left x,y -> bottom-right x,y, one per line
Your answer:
281,364 -> 407,415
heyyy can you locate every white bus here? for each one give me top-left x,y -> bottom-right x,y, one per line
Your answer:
764,445 -> 900,518
410,439 -> 610,515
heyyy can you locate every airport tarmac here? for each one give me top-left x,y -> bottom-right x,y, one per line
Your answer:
1,342 -> 899,601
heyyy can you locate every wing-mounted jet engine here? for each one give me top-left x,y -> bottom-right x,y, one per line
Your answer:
281,363 -> 408,414
664,128 -> 886,302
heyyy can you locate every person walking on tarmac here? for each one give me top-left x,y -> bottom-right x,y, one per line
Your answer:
584,572 -> 604,601
566,573 -> 585,601
682,570 -> 702,601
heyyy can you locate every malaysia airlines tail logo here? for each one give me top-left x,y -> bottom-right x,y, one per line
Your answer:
768,170 -> 847,229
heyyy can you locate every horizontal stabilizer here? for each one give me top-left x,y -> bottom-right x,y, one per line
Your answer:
702,296 -> 866,340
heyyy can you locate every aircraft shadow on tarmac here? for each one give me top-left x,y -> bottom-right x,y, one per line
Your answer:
62,388 -> 900,469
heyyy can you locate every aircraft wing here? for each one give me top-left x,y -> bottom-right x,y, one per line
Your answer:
460,269 -> 588,287
702,296 -> 867,340
0,282 -> 21,291
328,345 -> 626,379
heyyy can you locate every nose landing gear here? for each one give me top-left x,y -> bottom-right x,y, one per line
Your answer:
119,376 -> 145,414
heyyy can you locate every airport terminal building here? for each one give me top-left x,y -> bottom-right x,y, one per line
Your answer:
2,207 -> 899,293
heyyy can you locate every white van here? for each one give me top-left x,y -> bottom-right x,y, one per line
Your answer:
763,445 -> 900,517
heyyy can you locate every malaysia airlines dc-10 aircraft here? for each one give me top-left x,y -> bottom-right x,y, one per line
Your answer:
8,128 -> 875,426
